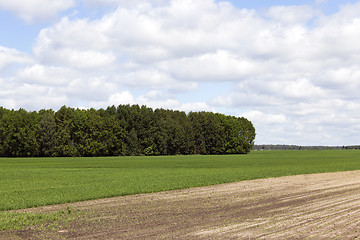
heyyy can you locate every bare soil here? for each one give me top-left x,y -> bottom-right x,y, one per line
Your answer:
2,170 -> 360,239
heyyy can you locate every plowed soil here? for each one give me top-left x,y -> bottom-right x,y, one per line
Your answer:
2,170 -> 360,239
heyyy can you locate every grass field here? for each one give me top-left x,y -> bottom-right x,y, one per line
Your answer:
1,150 -> 360,212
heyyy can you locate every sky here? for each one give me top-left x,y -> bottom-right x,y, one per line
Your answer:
0,0 -> 359,146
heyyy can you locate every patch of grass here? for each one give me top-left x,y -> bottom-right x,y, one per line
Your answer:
0,208 -> 74,231
0,150 -> 359,212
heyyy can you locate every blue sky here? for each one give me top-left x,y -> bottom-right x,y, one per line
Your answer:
0,0 -> 360,146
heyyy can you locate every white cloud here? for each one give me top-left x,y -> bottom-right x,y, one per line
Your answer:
0,0 -> 75,23
32,0 -> 261,65
212,77 -> 327,108
243,111 -> 288,125
122,69 -> 173,87
104,90 -> 212,113
45,48 -> 116,69
158,50 -> 256,82
0,80 -> 70,110
16,64 -> 77,86
82,0 -> 167,8
1,60 -> 119,110
0,46 -> 33,70
312,2 -> 360,61
63,76 -> 117,102
118,68 -> 198,93
177,102 -> 214,112
33,17 -> 116,69
108,91 -> 135,106
266,5 -> 317,24
282,78 -> 326,99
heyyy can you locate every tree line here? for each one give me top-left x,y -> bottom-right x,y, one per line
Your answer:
253,144 -> 360,151
0,105 -> 256,157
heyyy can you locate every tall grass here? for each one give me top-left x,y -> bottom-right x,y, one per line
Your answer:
1,150 -> 359,211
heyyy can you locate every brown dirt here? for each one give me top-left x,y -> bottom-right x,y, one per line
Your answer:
2,170 -> 360,239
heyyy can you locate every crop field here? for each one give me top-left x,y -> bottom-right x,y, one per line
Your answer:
1,150 -> 360,211
1,150 -> 360,238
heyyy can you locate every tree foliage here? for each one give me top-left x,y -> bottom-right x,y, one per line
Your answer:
0,105 -> 256,157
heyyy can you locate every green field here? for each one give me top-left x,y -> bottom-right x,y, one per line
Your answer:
1,150 -> 360,212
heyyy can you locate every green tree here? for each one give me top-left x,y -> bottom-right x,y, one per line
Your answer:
0,109 -> 39,157
53,106 -> 78,157
188,112 -> 207,154
38,110 -> 56,156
